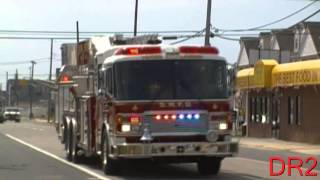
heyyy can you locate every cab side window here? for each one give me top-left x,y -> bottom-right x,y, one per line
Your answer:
105,67 -> 113,95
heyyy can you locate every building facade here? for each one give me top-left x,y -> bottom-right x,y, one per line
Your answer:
236,59 -> 320,144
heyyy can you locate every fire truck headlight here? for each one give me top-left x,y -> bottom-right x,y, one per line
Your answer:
219,123 -> 228,130
206,130 -> 218,142
121,124 -> 131,132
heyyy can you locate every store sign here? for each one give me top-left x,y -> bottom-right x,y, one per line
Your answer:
273,69 -> 320,87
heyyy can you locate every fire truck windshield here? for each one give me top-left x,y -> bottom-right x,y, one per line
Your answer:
114,60 -> 227,100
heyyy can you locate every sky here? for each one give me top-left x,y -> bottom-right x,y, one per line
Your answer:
0,0 -> 319,90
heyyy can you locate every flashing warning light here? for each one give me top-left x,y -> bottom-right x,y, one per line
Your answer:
155,115 -> 161,120
60,75 -> 70,82
179,46 -> 219,55
115,46 -> 162,56
154,113 -> 201,120
194,114 -> 200,119
178,114 -> 185,120
129,115 -> 141,125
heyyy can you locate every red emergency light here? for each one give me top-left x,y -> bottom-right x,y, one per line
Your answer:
114,46 -> 162,56
179,46 -> 219,55
59,75 -> 72,84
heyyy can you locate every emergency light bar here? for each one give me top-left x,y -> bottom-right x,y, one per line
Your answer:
179,46 -> 219,55
114,47 -> 162,56
114,46 -> 219,56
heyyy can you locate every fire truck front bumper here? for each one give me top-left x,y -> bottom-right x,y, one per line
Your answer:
109,141 -> 238,159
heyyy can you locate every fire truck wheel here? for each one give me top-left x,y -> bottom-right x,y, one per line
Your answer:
66,126 -> 73,161
101,131 -> 121,174
71,127 -> 82,163
197,157 -> 222,175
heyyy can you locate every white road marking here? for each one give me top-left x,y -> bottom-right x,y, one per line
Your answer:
235,157 -> 320,173
5,134 -> 111,180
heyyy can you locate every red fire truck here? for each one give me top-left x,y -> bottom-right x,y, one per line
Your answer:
54,35 -> 238,175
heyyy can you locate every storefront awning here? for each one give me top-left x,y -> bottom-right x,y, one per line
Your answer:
236,68 -> 254,90
254,60 -> 278,88
272,59 -> 320,87
236,60 -> 278,90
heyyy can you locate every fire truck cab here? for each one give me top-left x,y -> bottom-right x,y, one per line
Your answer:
55,35 -> 238,175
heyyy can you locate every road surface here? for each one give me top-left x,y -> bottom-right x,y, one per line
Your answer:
0,120 -> 319,180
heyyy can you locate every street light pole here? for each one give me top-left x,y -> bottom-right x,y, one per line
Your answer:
204,0 -> 212,46
134,0 -> 138,36
29,60 -> 36,120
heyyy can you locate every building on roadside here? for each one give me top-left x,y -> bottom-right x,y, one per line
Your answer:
236,59 -> 320,144
291,21 -> 320,61
237,37 -> 259,69
235,21 -> 320,143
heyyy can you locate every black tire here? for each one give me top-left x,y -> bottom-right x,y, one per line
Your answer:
101,129 -> 121,175
15,119 -> 21,123
66,125 -> 72,161
71,125 -> 82,163
197,157 -> 222,175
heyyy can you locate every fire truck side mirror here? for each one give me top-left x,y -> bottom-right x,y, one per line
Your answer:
98,89 -> 106,96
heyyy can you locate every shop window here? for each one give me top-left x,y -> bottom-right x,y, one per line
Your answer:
249,97 -> 253,122
250,97 -> 255,122
288,97 -> 294,125
296,96 -> 302,126
254,97 -> 258,122
288,96 -> 302,126
266,97 -> 271,123
250,97 -> 257,122
256,97 -> 261,122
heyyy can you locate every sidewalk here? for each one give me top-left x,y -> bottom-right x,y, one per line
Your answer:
239,137 -> 320,155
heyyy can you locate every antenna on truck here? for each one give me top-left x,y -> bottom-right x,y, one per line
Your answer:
76,21 -> 80,66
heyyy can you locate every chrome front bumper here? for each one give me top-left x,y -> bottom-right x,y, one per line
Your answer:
109,141 -> 238,159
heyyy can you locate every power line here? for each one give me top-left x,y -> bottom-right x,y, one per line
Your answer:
0,57 -> 60,65
0,30 -> 199,35
170,29 -> 206,45
215,35 -> 241,41
216,0 -> 319,32
291,8 -> 320,26
0,36 -> 90,40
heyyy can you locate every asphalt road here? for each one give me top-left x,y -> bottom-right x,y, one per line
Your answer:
0,120 -> 319,180
0,133 -> 95,180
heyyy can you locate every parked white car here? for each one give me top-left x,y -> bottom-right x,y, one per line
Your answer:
3,107 -> 21,122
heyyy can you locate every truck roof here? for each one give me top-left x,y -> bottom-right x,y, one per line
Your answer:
98,45 -> 226,66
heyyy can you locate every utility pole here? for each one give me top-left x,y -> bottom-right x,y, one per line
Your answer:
49,39 -> 53,81
204,0 -> 212,46
29,61 -> 36,120
47,38 -> 53,122
134,0 -> 139,36
15,69 -> 19,106
6,71 -> 8,106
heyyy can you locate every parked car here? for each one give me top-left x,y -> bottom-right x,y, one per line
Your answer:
3,107 -> 21,122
